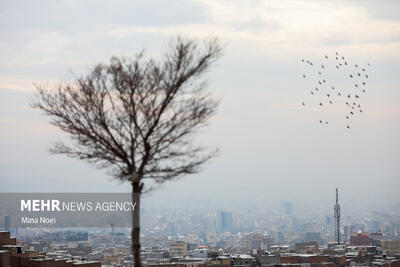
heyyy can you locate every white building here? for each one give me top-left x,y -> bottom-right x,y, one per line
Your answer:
192,248 -> 208,258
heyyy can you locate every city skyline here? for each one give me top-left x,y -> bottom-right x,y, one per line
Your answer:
1,0 -> 399,210
1,1 -> 400,266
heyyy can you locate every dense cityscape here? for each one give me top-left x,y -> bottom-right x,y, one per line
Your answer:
1,1 -> 400,267
1,193 -> 400,267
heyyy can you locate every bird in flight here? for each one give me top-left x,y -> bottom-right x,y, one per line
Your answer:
299,52 -> 371,129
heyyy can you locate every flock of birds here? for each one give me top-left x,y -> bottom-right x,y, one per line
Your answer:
300,52 -> 371,129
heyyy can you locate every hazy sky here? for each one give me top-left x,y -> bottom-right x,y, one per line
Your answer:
1,0 -> 399,212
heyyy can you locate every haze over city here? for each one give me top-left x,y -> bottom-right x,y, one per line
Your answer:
1,0 -> 399,212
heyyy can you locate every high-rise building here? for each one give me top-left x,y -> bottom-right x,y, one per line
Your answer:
4,216 -> 10,232
343,226 -> 350,242
304,232 -> 321,244
217,211 -> 233,233
367,220 -> 380,232
168,222 -> 176,236
325,215 -> 333,227
282,202 -> 292,215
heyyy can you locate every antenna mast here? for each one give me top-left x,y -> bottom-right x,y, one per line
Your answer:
334,188 -> 341,245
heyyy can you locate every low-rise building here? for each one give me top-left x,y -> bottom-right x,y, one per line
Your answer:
170,241 -> 188,258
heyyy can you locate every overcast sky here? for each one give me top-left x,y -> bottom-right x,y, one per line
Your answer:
0,0 -> 399,212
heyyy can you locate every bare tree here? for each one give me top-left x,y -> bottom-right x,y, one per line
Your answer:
31,37 -> 222,267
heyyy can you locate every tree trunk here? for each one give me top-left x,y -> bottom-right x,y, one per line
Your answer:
132,182 -> 141,267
